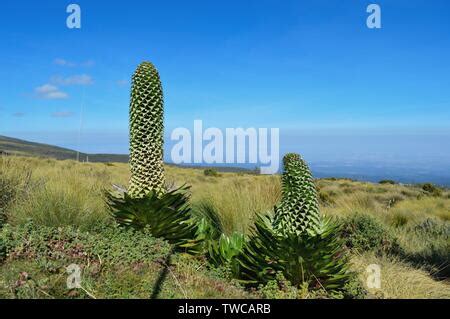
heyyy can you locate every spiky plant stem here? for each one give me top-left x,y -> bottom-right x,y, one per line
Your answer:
273,153 -> 321,236
129,62 -> 165,198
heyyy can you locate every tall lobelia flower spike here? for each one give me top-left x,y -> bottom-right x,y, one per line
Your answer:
128,62 -> 165,198
273,153 -> 321,236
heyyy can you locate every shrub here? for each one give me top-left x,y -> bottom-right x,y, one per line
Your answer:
422,183 -> 442,197
258,272 -> 299,299
341,276 -> 367,299
412,218 -> 450,238
0,237 -> 6,263
204,168 -> 220,177
339,214 -> 401,255
379,180 -> 396,185
0,221 -> 171,266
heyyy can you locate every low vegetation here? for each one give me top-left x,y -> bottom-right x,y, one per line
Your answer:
204,168 -> 220,177
1,155 -> 449,299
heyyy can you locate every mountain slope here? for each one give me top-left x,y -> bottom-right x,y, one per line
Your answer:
0,135 -> 129,163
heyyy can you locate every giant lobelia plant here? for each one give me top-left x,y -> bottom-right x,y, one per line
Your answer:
106,62 -> 201,252
215,153 -> 354,294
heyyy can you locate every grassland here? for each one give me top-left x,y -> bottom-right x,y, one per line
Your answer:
1,155 -> 449,299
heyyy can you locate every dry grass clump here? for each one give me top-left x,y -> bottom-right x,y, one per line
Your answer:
195,175 -> 281,234
1,156 -> 115,229
351,253 -> 450,299
387,197 -> 450,226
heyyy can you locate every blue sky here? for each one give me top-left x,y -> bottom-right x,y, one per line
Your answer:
0,1 -> 449,181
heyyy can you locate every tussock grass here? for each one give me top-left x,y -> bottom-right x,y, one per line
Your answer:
351,254 -> 450,299
195,176 -> 281,234
1,156 -> 114,230
387,197 -> 450,225
1,155 -> 449,298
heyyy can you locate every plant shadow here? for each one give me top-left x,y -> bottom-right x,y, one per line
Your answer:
150,247 -> 176,299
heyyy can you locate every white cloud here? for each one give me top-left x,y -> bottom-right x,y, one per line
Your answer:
54,58 -> 95,67
46,91 -> 69,99
81,60 -> 95,67
35,84 -> 68,100
52,111 -> 74,118
35,84 -> 58,94
117,79 -> 129,87
54,58 -> 75,67
51,74 -> 93,86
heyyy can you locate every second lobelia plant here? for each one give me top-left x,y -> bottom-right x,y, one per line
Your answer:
210,153 -> 354,295
106,61 -> 201,251
273,153 -> 321,236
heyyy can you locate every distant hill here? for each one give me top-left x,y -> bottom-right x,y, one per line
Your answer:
0,135 -> 254,173
0,135 -> 129,163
